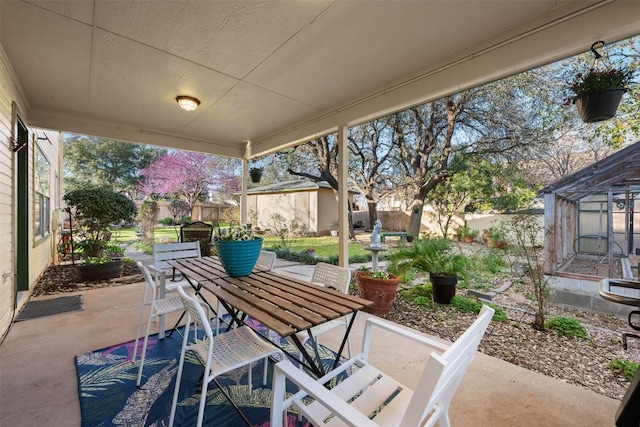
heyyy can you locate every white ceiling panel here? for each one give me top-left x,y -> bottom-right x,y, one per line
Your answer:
1,0 -> 93,113
1,0 -> 639,158
94,0 -> 334,78
89,28 -> 239,132
186,80 -> 319,143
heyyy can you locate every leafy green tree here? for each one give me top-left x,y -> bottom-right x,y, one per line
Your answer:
63,187 -> 137,257
64,135 -> 164,196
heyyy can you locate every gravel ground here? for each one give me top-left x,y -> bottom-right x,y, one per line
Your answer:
32,255 -> 638,401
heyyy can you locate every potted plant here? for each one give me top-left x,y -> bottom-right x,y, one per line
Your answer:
79,244 -> 125,281
213,224 -> 263,277
565,42 -> 632,123
457,225 -> 478,243
356,266 -> 402,316
249,167 -> 263,183
63,188 -> 137,281
488,223 -> 508,249
388,237 -> 467,304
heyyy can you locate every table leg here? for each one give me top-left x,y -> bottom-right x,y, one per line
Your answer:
332,313 -> 357,371
288,334 -> 325,378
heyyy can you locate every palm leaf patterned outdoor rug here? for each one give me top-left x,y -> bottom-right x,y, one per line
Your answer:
75,318 -> 341,426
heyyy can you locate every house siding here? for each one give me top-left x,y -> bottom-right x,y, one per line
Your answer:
246,186 -> 349,236
0,47 -> 62,337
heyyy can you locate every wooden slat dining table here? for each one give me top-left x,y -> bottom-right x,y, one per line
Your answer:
166,256 -> 373,377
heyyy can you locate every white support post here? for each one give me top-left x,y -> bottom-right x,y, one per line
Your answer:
241,141 -> 250,226
337,125 -> 349,267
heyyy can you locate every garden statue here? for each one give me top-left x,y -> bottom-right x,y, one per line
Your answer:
371,219 -> 382,248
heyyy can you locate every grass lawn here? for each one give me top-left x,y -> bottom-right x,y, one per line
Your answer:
111,226 -> 371,258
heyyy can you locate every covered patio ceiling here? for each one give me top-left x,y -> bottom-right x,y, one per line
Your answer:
2,1 -> 640,159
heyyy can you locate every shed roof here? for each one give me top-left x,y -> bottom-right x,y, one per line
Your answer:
246,180 -> 357,195
540,141 -> 640,201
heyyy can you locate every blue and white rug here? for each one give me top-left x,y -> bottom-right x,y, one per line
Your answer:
75,319 -> 340,426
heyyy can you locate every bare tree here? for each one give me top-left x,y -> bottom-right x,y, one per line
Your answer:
284,135 -> 356,239
348,118 -> 399,227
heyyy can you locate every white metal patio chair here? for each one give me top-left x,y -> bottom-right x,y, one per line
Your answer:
256,250 -> 277,271
271,305 -> 495,427
169,286 -> 284,427
151,241 -> 201,293
293,262 -> 353,357
132,261 -> 185,387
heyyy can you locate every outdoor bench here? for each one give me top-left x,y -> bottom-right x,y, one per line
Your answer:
380,232 -> 407,243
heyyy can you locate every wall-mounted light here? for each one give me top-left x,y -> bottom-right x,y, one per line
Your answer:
176,95 -> 200,111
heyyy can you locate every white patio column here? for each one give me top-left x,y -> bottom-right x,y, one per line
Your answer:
337,124 -> 349,267
241,157 -> 248,226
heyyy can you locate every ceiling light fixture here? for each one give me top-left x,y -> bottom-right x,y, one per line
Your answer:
176,95 -> 200,112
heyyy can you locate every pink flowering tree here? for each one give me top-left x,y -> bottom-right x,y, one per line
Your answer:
139,151 -> 239,216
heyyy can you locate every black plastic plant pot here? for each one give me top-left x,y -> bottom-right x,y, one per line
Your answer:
574,88 -> 626,123
430,273 -> 458,304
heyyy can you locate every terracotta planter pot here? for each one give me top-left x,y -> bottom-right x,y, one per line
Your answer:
430,273 -> 457,304
463,236 -> 474,243
357,273 -> 401,316
574,88 -> 626,123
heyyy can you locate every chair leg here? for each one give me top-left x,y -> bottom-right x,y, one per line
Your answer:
169,324 -> 191,427
263,358 -> 268,386
132,287 -> 149,363
196,366 -> 209,427
136,308 -> 155,387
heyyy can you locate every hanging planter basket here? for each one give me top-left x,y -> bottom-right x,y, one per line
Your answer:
574,88 -> 626,123
249,167 -> 263,183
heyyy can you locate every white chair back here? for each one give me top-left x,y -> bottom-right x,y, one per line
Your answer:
256,250 -> 277,271
311,262 -> 351,293
272,306 -> 495,427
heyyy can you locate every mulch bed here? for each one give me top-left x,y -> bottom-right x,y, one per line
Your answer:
32,262 -> 142,296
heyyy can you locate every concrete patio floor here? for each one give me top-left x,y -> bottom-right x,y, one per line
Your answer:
0,261 -> 622,426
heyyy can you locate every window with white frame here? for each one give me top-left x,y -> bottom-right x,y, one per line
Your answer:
34,145 -> 51,238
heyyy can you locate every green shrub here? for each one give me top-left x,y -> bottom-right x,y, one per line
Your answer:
609,359 -> 639,380
450,295 -> 509,322
546,316 -> 587,338
400,285 -> 433,307
159,217 -> 175,226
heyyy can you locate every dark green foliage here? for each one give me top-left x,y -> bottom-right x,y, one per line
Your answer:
267,247 -> 372,266
159,217 -> 175,226
609,359 -> 639,381
450,295 -> 509,322
63,187 -> 137,257
64,135 -> 163,194
388,237 -> 467,278
545,316 -> 587,338
401,285 -> 433,307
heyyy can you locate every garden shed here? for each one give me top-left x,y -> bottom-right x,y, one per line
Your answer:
541,141 -> 640,279
246,180 -> 356,236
